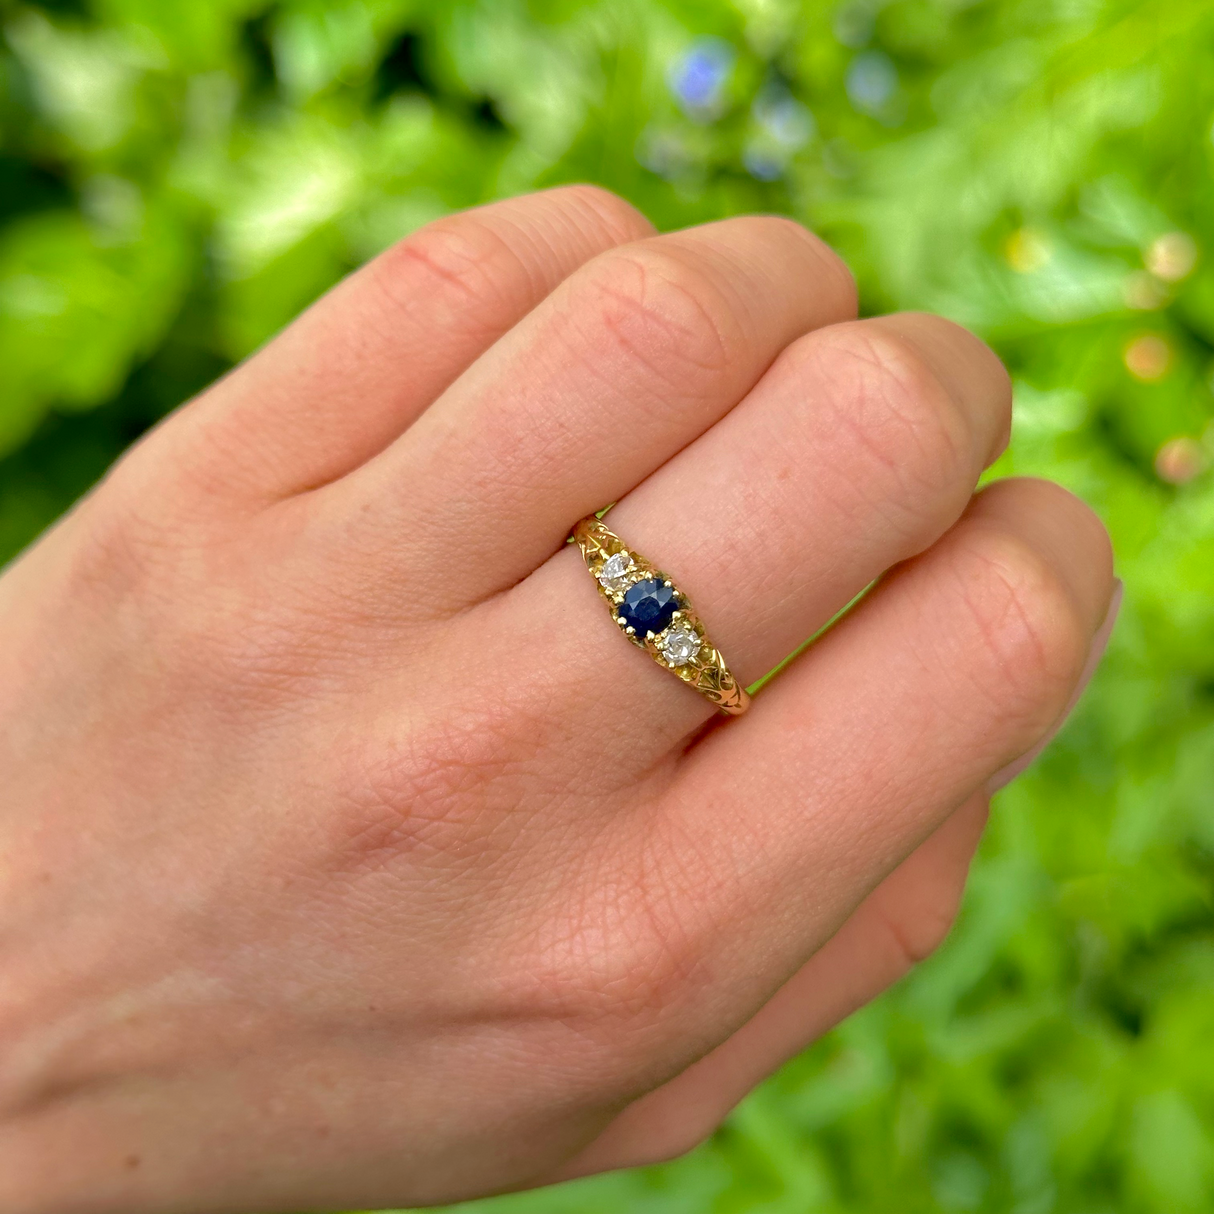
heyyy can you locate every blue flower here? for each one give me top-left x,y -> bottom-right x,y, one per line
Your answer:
846,51 -> 898,115
745,84 -> 815,180
754,86 -> 815,149
669,38 -> 735,121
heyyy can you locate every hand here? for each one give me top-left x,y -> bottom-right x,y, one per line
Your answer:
0,187 -> 1114,1214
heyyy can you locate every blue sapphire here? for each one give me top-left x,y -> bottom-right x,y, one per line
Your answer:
619,579 -> 679,638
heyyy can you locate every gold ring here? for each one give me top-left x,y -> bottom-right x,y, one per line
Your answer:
572,514 -> 750,716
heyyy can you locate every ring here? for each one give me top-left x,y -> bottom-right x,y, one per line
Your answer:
572,514 -> 750,716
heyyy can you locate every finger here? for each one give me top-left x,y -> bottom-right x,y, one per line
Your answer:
594,479 -> 1112,1089
602,312 -> 1012,686
484,312 -> 1011,759
130,187 -> 655,504
987,576 -> 1123,792
556,792 -> 989,1177
316,215 -> 857,610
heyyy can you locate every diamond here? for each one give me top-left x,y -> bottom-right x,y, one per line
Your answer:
661,627 -> 701,666
598,551 -> 634,593
619,578 -> 679,638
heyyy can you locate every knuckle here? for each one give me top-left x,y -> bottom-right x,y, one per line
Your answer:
67,428 -> 262,601
629,1117 -> 724,1169
549,183 -> 652,245
953,528 -> 1090,732
566,244 -> 745,387
63,524 -> 338,712
335,736 -> 497,870
511,823 -> 735,1056
521,890 -> 702,1034
93,404 -> 276,530
595,836 -> 728,1026
765,215 -> 857,306
695,214 -> 857,320
376,211 -> 519,319
58,493 -> 185,609
373,188 -> 652,328
803,323 -> 975,532
325,695 -> 551,876
496,858 -> 718,1078
877,883 -> 964,969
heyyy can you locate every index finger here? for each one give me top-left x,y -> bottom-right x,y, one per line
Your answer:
135,187 -> 656,504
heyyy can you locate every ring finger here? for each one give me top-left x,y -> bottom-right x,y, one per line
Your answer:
483,309 -> 1012,758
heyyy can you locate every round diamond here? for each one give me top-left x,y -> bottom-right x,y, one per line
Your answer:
661,627 -> 701,666
598,551 -> 634,593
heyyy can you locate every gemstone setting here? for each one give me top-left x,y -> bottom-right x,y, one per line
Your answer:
572,514 -> 750,715
661,627 -> 701,666
618,578 -> 679,638
597,551 -> 634,593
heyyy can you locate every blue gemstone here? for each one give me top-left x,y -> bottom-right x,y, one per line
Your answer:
619,579 -> 679,638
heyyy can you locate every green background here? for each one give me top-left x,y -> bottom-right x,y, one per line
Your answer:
2,0 -> 1212,1210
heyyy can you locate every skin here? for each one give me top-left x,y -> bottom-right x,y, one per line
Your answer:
0,186 -> 1115,1214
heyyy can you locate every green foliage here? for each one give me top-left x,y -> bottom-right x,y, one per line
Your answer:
2,0 -> 1213,1209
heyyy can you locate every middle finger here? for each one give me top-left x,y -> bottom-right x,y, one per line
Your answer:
313,216 -> 857,614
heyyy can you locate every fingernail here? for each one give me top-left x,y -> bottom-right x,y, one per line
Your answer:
986,578 -> 1124,795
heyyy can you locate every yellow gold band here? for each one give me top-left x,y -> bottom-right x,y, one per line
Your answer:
572,515 -> 750,716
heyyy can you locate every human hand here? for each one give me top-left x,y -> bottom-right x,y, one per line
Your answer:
0,187 -> 1114,1213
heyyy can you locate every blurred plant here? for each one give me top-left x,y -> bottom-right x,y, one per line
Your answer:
1,0 -> 1213,1211
668,36 -> 735,122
